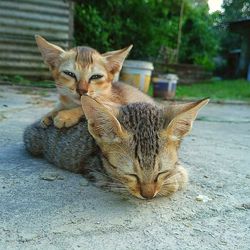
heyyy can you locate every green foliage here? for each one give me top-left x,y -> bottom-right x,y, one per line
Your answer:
75,0 -> 158,59
74,0 -> 219,69
222,0 -> 250,21
180,3 -> 219,70
176,79 -> 250,101
213,0 -> 250,55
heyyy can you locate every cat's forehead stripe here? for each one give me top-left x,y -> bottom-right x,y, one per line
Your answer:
118,103 -> 165,170
74,46 -> 97,67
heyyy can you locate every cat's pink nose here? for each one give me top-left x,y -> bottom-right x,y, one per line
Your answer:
77,81 -> 88,95
140,184 -> 156,199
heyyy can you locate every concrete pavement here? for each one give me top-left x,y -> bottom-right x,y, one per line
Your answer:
0,85 -> 249,250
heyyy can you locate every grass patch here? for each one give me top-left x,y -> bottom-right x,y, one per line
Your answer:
0,75 -> 55,88
2,75 -> 250,101
176,79 -> 250,101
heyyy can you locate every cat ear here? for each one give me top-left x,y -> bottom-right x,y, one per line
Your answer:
35,35 -> 65,68
81,95 -> 125,142
102,45 -> 133,74
163,98 -> 209,140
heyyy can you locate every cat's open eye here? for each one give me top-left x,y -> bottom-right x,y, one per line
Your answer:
89,74 -> 103,82
63,71 -> 76,79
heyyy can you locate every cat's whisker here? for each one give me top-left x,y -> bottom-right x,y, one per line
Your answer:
95,179 -> 128,193
163,173 -> 180,184
163,179 -> 178,185
158,188 -> 174,196
89,168 -> 124,184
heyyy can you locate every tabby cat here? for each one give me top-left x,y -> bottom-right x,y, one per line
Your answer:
35,35 -> 154,128
24,96 -> 209,199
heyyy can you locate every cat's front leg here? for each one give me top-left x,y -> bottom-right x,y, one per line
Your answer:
40,104 -> 63,128
53,107 -> 84,128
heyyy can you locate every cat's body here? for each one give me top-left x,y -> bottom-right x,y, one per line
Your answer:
23,119 -> 102,174
24,99 -> 209,199
31,36 -> 209,199
92,80 -> 154,110
35,36 -> 154,129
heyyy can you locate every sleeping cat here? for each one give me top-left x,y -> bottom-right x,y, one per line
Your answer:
35,35 -> 154,128
24,96 -> 209,199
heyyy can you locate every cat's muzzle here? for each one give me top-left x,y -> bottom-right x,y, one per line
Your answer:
77,88 -> 88,96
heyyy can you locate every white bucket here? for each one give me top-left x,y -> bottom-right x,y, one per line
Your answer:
153,74 -> 179,99
120,60 -> 154,93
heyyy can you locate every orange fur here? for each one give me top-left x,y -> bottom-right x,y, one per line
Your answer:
36,35 -> 152,128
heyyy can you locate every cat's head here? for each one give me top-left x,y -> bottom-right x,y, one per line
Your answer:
81,96 -> 209,199
35,35 -> 132,101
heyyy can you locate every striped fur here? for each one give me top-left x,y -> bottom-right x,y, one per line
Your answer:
118,103 -> 165,170
74,46 -> 97,67
24,99 -> 208,199
82,97 -> 208,199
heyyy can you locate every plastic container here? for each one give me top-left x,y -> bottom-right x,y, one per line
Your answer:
120,60 -> 154,93
153,74 -> 178,99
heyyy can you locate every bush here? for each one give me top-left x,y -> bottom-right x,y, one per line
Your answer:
74,0 -> 219,69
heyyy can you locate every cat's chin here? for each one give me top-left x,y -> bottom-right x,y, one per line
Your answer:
72,99 -> 81,105
65,91 -> 81,105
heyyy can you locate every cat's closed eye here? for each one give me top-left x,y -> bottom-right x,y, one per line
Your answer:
89,74 -> 103,82
63,71 -> 76,80
126,174 -> 140,182
155,170 -> 170,182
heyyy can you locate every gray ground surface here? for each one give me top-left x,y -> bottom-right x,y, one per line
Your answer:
0,85 -> 249,250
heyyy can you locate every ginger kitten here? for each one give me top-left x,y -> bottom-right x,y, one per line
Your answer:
35,35 -> 154,128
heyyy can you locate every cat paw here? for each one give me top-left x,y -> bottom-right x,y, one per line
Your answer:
53,111 -> 79,128
40,116 -> 52,128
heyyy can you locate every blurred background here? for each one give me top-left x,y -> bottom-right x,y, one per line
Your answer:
0,0 -> 249,102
